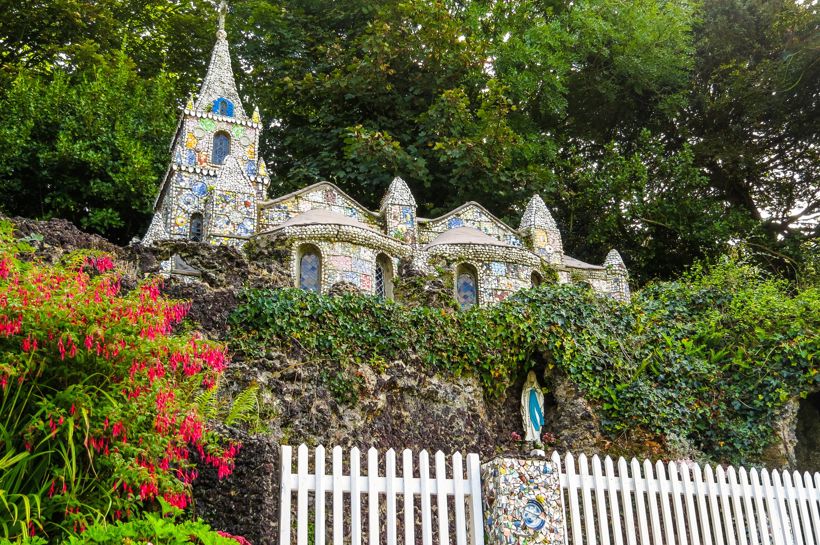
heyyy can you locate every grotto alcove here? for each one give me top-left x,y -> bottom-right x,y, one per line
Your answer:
794,391 -> 820,472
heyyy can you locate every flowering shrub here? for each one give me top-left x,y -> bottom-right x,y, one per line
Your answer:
0,221 -> 239,540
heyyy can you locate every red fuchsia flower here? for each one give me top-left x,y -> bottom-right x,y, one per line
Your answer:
139,480 -> 159,500
217,531 -> 253,545
179,414 -> 203,444
163,491 -> 189,510
0,258 -> 10,279
93,256 -> 115,273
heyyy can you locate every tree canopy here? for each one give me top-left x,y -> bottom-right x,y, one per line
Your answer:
0,0 -> 816,283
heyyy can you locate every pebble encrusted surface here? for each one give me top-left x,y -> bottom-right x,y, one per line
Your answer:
481,457 -> 566,545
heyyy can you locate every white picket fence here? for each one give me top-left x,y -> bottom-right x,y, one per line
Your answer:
553,451 -> 820,545
280,445 -> 820,545
279,444 -> 484,545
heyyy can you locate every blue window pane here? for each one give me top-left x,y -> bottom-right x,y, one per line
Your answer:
299,252 -> 321,292
212,98 -> 235,117
457,272 -> 477,309
212,133 -> 230,164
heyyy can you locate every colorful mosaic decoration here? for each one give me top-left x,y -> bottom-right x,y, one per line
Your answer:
457,271 -> 478,309
481,458 -> 566,545
142,3 -> 631,304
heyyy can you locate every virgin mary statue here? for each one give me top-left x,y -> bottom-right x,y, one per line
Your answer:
521,371 -> 545,442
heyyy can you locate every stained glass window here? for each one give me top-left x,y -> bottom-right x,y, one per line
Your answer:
456,267 -> 477,309
299,249 -> 321,293
189,213 -> 204,242
375,263 -> 385,299
212,132 -> 230,165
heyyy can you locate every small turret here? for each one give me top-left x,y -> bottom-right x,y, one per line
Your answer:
193,0 -> 246,119
380,176 -> 417,243
519,194 -> 562,264
603,249 -> 630,301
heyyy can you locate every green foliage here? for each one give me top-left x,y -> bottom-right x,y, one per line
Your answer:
1,0 -> 817,281
59,507 -> 240,545
0,53 -> 176,243
230,258 -> 819,464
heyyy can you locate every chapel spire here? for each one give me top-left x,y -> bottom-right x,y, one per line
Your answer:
193,0 -> 246,119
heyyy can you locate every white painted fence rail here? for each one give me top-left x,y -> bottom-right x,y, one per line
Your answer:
552,451 -> 820,545
279,444 -> 485,545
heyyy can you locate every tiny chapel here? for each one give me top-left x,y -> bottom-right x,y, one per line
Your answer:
143,2 -> 630,307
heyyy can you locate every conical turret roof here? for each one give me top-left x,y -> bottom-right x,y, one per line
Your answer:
193,1 -> 246,119
604,249 -> 626,270
519,194 -> 557,231
380,176 -> 417,209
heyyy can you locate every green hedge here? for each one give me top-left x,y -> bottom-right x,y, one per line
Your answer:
229,258 -> 819,464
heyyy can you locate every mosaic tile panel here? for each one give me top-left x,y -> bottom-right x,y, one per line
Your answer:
418,204 -> 524,248
291,241 -> 380,295
477,261 -> 533,303
259,184 -> 378,232
481,458 -> 566,545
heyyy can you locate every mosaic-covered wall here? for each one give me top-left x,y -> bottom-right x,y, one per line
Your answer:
477,261 -> 537,304
481,457 -> 566,545
258,184 -> 378,233
289,240 -> 399,296
418,204 -> 524,248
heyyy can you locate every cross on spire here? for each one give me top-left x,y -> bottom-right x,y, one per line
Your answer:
217,0 -> 228,32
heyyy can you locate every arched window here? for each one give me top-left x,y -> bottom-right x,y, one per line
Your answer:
455,263 -> 478,310
212,132 -> 231,165
189,213 -> 204,242
375,254 -> 394,300
212,97 -> 234,117
297,244 -> 322,293
531,271 -> 543,288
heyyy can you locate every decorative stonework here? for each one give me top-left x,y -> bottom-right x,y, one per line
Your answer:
143,3 -> 631,304
481,457 -> 566,545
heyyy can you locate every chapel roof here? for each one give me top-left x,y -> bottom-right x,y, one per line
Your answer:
424,226 -> 514,249
276,208 -> 377,231
563,255 -> 605,271
519,194 -> 558,231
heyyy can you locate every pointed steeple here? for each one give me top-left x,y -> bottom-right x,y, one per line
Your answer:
603,249 -> 630,301
519,194 -> 557,231
380,176 -> 417,243
604,249 -> 626,271
380,176 -> 417,210
252,105 -> 261,124
193,1 -> 246,119
519,194 -> 562,262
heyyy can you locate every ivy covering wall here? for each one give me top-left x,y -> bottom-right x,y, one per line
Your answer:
230,258 -> 819,465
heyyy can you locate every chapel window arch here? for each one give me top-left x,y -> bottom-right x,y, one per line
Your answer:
212,97 -> 235,117
531,270 -> 543,288
375,253 -> 394,300
455,263 -> 478,310
296,244 -> 322,293
189,213 -> 204,242
212,131 -> 231,165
